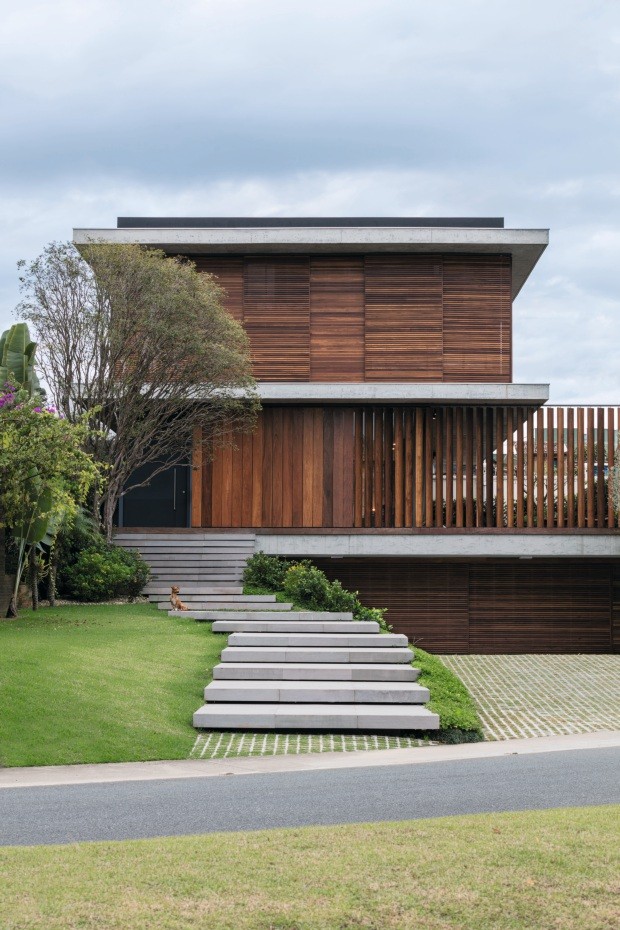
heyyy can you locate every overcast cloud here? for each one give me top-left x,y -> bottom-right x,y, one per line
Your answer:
1,0 -> 619,402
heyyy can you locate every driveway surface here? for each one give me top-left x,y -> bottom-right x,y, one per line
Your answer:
2,746 -> 618,846
441,654 -> 620,739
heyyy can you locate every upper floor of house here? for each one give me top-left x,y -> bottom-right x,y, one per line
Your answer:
73,217 -> 549,402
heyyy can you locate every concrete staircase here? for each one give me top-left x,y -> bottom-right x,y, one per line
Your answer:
113,532 -> 256,603
182,602 -> 440,733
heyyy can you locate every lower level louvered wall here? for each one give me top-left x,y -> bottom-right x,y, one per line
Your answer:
314,558 -> 620,654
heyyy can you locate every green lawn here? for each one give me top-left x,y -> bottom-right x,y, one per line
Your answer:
0,603 -> 225,767
1,806 -> 617,929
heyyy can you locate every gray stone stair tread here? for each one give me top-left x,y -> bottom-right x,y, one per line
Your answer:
167,604 -> 293,615
226,632 -> 408,647
193,703 -> 440,730
212,663 -> 420,681
153,594 -> 275,601
171,610 -> 352,621
204,680 -> 430,703
211,621 -> 379,633
145,585 -> 243,593
220,647 -> 413,664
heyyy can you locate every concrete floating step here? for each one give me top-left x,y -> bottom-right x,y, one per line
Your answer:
204,679 -> 430,704
154,594 -> 276,607
211,620 -> 380,633
175,610 -> 352,622
220,647 -> 414,664
193,703 -> 440,731
167,604 -> 294,616
144,585 -> 243,595
226,632 -> 408,648
212,662 -> 420,681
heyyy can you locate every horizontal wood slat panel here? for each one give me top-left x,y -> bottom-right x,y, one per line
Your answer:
443,255 -> 511,382
315,559 -> 470,653
316,558 -> 615,654
192,257 -> 244,321
194,253 -> 514,382
364,255 -> 443,381
244,259 -> 310,381
310,258 -> 365,381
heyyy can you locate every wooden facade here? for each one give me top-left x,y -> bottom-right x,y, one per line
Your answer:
314,558 -> 620,654
195,405 -> 620,530
192,254 -> 512,382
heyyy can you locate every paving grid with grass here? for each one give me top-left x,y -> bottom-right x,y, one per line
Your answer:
440,654 -> 620,740
190,732 -> 434,758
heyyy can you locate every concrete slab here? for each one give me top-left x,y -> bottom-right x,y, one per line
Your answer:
204,680 -> 430,703
212,663 -> 420,681
211,621 -> 380,633
193,703 -> 440,730
220,647 -> 414,664
226,633 -> 408,647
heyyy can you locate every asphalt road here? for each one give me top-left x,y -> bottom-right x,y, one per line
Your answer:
2,747 -> 618,846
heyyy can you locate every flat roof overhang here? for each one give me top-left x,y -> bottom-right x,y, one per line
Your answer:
73,225 -> 549,299
254,382 -> 550,406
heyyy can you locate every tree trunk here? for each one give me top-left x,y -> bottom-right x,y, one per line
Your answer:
47,553 -> 57,607
103,491 -> 118,542
30,547 -> 39,610
6,594 -> 17,618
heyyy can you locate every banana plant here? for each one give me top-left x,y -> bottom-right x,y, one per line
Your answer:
0,323 -> 40,396
6,469 -> 55,617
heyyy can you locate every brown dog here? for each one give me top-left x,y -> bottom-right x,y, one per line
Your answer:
170,585 -> 189,611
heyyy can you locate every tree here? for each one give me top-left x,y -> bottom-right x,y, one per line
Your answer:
18,242 -> 258,538
0,384 -> 102,616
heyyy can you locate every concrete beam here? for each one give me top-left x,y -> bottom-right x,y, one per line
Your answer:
255,382 -> 550,406
73,225 -> 549,298
255,533 -> 620,559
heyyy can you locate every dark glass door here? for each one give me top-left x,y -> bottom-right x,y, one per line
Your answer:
119,463 -> 190,527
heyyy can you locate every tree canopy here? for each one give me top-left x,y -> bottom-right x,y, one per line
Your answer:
18,242 -> 258,535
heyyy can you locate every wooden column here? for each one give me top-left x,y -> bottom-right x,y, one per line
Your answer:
415,408 -> 424,528
536,407 -> 544,527
445,407 -> 454,527
506,407 -> 514,528
608,408 -> 616,529
587,407 -> 595,528
455,406 -> 464,528
596,408 -> 605,527
424,409 -> 434,527
475,408 -> 484,528
546,406 -> 555,528
557,407 -> 564,528
465,408 -> 474,527
516,409 -> 525,528
404,408 -> 414,527
577,408 -> 585,528
566,407 -> 575,528
436,408 -> 444,527
495,407 -> 504,528
526,410 -> 534,527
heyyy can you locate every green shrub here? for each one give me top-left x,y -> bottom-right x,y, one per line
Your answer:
243,551 -> 293,590
282,561 -> 390,632
414,648 -> 484,741
63,546 -> 150,602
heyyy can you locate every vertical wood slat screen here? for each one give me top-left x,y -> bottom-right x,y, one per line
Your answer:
192,253 -> 512,383
196,406 -> 620,529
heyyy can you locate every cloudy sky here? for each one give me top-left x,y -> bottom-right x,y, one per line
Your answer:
1,0 -> 619,402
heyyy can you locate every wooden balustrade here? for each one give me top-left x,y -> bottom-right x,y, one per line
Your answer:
197,405 -> 620,530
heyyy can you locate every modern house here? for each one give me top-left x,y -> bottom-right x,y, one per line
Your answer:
74,217 -> 620,655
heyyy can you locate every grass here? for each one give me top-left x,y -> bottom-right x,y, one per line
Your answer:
416,648 -> 484,741
0,806 -> 618,929
0,603 -> 225,767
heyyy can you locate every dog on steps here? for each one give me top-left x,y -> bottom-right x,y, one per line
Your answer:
169,585 -> 189,611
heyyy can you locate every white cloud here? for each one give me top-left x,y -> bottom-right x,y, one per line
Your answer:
1,0 -> 619,405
